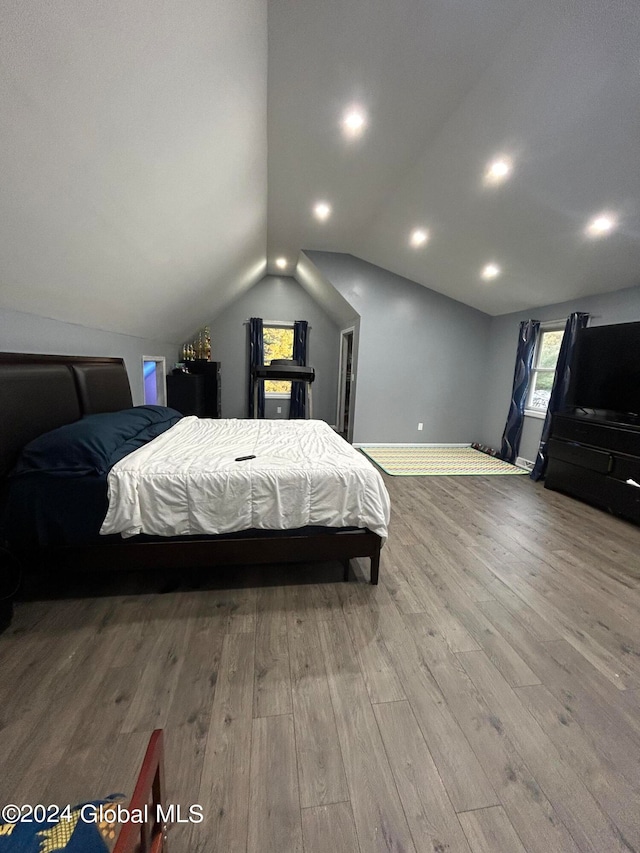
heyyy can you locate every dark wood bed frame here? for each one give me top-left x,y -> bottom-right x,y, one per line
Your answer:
0,353 -> 381,619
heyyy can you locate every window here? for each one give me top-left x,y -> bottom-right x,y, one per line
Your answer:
263,324 -> 294,395
526,327 -> 564,415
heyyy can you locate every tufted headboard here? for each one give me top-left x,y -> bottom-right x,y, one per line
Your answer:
0,353 -> 132,477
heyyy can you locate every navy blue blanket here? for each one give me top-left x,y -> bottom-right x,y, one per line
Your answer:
1,406 -> 182,547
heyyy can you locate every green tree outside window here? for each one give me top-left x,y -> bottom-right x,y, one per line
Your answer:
263,326 -> 294,393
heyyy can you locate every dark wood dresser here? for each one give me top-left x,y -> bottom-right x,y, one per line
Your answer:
545,411 -> 640,524
167,361 -> 221,417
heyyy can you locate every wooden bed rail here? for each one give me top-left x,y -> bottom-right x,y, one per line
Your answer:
113,729 -> 167,853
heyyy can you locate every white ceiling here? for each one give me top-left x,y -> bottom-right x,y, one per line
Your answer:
268,0 -> 640,315
2,0 -> 639,340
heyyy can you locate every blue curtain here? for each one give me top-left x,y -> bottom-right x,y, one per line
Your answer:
499,320 -> 540,464
248,317 -> 264,418
530,311 -> 589,481
290,320 -> 308,419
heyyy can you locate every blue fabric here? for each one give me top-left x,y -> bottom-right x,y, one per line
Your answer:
11,406 -> 182,477
0,798 -> 119,852
531,311 -> 590,481
2,471 -> 113,546
248,317 -> 265,418
499,320 -> 540,464
289,320 -> 308,419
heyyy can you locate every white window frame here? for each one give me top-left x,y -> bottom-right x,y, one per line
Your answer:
525,322 -> 564,419
263,321 -> 294,398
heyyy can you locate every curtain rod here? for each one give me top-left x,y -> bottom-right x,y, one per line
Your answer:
539,312 -> 597,328
243,319 -> 312,328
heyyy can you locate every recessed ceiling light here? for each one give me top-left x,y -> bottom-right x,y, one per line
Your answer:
585,212 -> 617,238
313,201 -> 331,221
341,106 -> 367,138
481,263 -> 501,280
484,156 -> 513,186
409,228 -> 429,248
275,257 -> 287,269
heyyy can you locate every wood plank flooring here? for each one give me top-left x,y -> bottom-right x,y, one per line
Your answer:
1,473 -> 640,852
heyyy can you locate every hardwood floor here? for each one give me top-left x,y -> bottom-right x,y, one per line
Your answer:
1,474 -> 640,852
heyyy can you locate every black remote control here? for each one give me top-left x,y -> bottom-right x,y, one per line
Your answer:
235,455 -> 256,461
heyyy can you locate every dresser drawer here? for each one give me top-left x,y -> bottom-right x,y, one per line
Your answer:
606,476 -> 640,524
545,459 -> 609,508
553,416 -> 640,456
610,454 -> 640,483
547,439 -> 611,474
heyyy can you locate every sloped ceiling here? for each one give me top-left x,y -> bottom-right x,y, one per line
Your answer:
269,0 -> 640,315
0,0 -> 267,340
2,0 -> 639,339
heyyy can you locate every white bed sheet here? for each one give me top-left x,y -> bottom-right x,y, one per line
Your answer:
100,418 -> 390,540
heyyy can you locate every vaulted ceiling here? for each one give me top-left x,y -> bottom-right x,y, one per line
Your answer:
268,0 -> 640,316
0,0 -> 268,341
2,0 -> 639,341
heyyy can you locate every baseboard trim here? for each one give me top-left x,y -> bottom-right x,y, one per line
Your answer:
516,456 -> 535,471
354,442 -> 471,449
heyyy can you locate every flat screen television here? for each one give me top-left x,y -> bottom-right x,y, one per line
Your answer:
567,321 -> 640,418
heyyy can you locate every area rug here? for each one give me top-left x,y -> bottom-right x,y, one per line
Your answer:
359,445 -> 527,476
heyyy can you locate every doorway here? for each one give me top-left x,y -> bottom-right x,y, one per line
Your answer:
142,356 -> 167,406
336,328 -> 354,440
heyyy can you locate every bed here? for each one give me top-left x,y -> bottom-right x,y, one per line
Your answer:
0,353 -> 388,624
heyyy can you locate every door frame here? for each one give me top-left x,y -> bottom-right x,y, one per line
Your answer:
336,326 -> 355,436
142,356 -> 167,406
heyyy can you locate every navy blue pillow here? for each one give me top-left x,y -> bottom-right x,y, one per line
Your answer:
12,405 -> 182,477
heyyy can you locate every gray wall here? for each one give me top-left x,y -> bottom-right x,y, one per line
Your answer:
306,252 -> 491,444
208,275 -> 341,421
480,283 -> 640,462
0,307 -> 178,405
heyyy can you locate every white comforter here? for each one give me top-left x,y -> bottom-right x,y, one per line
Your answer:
100,418 -> 390,540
